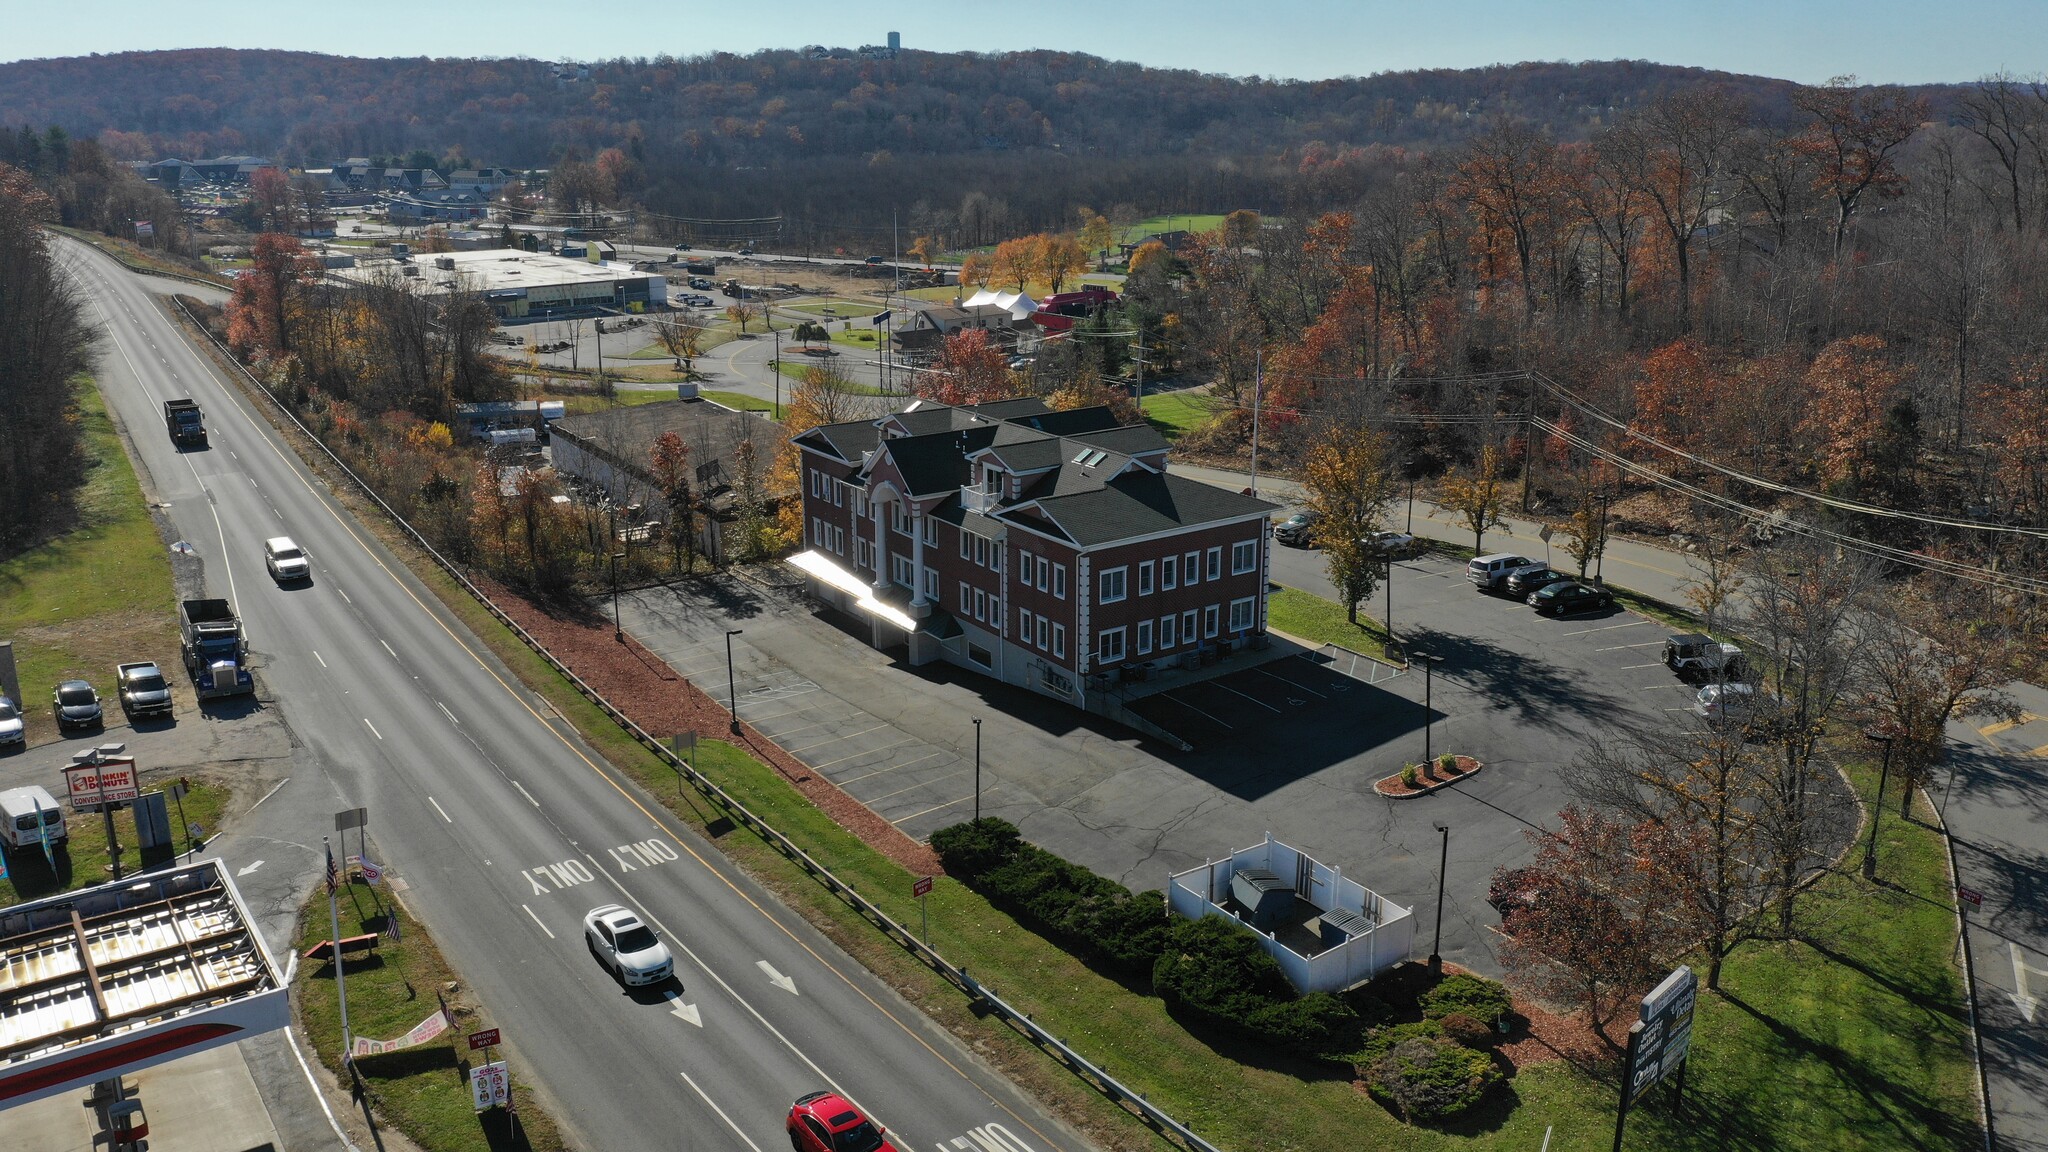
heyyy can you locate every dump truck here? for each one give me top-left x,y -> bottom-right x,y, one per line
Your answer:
164,398 -> 207,446
180,598 -> 253,699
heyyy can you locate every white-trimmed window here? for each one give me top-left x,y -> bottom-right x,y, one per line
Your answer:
1020,606 -> 1032,640
1185,550 -> 1201,584
1162,556 -> 1177,590
891,554 -> 914,587
960,582 -> 973,614
924,567 -> 939,600
1182,610 -> 1196,644
975,536 -> 989,567
975,587 -> 988,622
809,470 -> 822,498
1100,566 -> 1127,603
1019,547 -> 1034,579
890,502 -> 906,533
1139,560 -> 1155,596
1207,546 -> 1223,581
1053,562 -> 1065,598
1229,596 -> 1256,632
1053,623 -> 1066,659
923,517 -> 937,546
962,531 -> 973,560
1204,604 -> 1220,638
1035,614 -> 1049,650
1160,614 -> 1176,648
1232,540 -> 1257,575
1098,626 -> 1126,663
1136,620 -> 1153,654
1037,556 -> 1050,591
856,538 -> 872,567
833,526 -> 845,555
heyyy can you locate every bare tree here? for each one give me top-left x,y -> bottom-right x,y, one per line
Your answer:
1955,72 -> 2047,234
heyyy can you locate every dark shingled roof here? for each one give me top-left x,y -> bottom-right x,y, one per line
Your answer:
795,418 -> 881,461
1068,424 -> 1170,457
874,427 -> 999,495
1012,471 -> 1277,546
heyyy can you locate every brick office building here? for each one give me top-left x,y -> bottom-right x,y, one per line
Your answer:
789,397 -> 1277,714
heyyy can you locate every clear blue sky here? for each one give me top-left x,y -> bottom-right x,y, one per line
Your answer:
5,0 -> 2045,85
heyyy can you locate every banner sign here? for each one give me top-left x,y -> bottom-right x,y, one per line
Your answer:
350,1008 -> 451,1059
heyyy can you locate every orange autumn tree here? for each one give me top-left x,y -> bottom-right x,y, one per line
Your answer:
1266,273 -> 1386,413
225,233 -> 317,365
1801,334 -> 1905,486
1633,337 -> 1715,454
917,328 -> 1017,406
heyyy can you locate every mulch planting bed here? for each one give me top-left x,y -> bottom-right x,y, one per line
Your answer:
1373,755 -> 1485,797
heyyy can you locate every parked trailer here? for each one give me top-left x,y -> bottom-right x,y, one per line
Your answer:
179,598 -> 253,699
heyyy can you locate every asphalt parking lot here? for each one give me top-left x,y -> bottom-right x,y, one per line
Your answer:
609,552 -> 1781,980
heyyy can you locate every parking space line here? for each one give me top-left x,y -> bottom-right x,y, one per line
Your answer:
1158,692 -> 1235,730
890,794 -> 976,825
1253,668 -> 1325,698
838,750 -> 949,784
1597,640 -> 1665,651
786,723 -> 891,754
1562,619 -> 1652,636
1620,662 -> 1664,670
1637,684 -> 1684,692
1210,682 -> 1283,713
811,737 -> 920,770
865,768 -> 969,803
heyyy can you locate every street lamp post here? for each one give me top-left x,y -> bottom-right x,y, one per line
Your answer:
1430,823 -> 1450,973
1861,728 -> 1895,880
1421,651 -> 1440,766
608,552 -> 625,641
973,718 -> 983,821
772,327 -> 782,420
725,629 -> 744,734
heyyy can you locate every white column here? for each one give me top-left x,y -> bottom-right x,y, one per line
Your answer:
872,498 -> 888,590
910,507 -> 927,605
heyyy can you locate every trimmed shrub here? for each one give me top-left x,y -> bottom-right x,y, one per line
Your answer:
1352,1019 -> 1444,1070
1154,916 -> 1358,1051
1401,764 -> 1420,788
1421,973 -> 1513,1024
1438,1011 -> 1495,1048
1439,753 -> 1459,774
929,817 -> 1022,879
1369,1035 -> 1502,1123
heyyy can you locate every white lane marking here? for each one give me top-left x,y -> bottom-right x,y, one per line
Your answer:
437,700 -> 458,724
522,904 -> 554,939
429,796 -> 452,823
381,639 -> 397,659
337,587 -> 352,604
756,960 -> 799,994
246,777 -> 290,813
313,650 -> 327,668
678,1070 -> 765,1152
1253,667 -> 1326,698
1211,680 -> 1282,713
890,793 -> 976,825
512,780 -> 539,807
236,860 -> 264,876
363,718 -> 382,740
2016,942 -> 2042,1024
664,990 -> 703,1027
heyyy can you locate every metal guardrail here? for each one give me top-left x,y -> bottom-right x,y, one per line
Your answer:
167,296 -> 1228,1152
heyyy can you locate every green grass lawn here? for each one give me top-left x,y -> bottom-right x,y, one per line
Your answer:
1139,389 -> 1214,440
1265,583 -> 1403,664
1,777 -> 230,901
1117,213 -> 1232,245
698,390 -> 777,415
0,380 -> 181,745
829,327 -> 886,349
783,299 -> 886,318
386,513 -> 1979,1152
295,880 -> 565,1152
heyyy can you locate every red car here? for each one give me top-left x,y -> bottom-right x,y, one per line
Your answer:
787,1090 -> 894,1152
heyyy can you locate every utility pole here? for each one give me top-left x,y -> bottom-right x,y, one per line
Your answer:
1248,349 -> 1263,498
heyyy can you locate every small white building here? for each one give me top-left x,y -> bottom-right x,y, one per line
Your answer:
1169,833 -> 1414,993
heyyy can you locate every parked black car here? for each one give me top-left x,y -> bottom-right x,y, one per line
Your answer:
1530,581 -> 1615,616
1504,566 -> 1572,599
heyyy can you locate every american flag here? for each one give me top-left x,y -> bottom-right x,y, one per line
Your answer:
325,840 -> 337,893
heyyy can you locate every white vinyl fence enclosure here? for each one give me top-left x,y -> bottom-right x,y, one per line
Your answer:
1169,832 -> 1416,994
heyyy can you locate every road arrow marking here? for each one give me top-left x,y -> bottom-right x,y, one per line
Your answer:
236,860 -> 264,877
757,960 -> 798,995
2015,942 -> 2042,1024
664,990 -> 702,1026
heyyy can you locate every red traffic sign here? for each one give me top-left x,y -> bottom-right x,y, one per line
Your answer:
913,876 -> 934,899
1958,887 -> 1983,908
467,1028 -> 501,1051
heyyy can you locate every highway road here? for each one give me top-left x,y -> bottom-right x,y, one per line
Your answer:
57,236 -> 1091,1152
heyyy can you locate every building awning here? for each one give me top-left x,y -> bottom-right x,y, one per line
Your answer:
787,550 -> 917,630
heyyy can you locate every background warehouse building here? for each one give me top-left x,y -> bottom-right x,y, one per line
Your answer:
325,249 -> 665,321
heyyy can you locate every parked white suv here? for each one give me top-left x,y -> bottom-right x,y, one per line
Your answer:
1467,553 -> 1547,593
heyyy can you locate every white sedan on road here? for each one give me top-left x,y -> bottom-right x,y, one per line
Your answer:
582,904 -> 674,986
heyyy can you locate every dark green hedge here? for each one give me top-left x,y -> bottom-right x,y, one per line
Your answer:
1366,1034 -> 1502,1122
931,818 -> 1168,978
1420,973 -> 1513,1024
1152,915 -> 1358,1051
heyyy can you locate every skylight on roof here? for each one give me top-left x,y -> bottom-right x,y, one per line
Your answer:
1072,448 -> 1092,464
1085,450 -> 1108,466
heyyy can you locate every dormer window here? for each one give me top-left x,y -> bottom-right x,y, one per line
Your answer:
983,465 -> 1003,494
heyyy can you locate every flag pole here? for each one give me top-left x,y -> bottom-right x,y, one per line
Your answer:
326,836 -> 354,1063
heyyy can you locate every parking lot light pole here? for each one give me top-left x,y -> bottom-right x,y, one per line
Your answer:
1420,652 -> 1440,765
725,629 -> 744,734
1430,823 -> 1449,973
609,552 -> 625,641
1861,728 -> 1895,880
973,718 -> 983,821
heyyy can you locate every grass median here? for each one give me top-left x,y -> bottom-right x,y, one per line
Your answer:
294,874 -> 566,1152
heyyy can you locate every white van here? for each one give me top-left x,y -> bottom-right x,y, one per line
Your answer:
1467,553 -> 1546,592
0,785 -> 67,851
